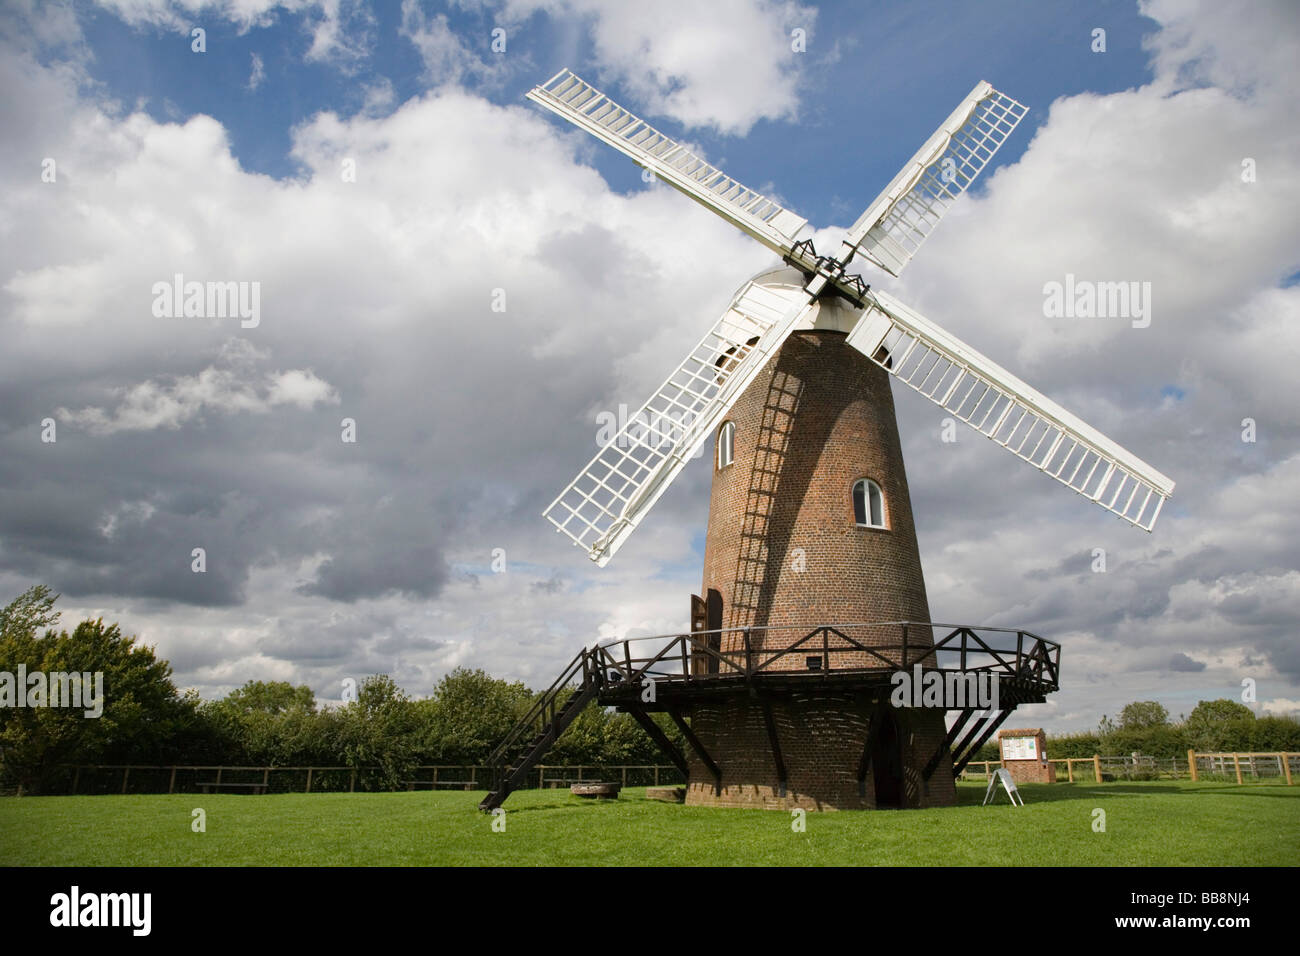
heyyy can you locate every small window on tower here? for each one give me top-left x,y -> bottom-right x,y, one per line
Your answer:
717,421 -> 735,469
853,478 -> 886,529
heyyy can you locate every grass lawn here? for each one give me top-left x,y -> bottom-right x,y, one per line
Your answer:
2,779 -> 1296,866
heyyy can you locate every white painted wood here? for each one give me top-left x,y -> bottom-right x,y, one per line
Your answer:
543,282 -> 817,564
839,82 -> 1028,276
527,70 -> 808,259
846,290 -> 1175,530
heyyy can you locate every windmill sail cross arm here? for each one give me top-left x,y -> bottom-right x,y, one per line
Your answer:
543,282 -> 816,565
527,69 -> 808,259
846,289 -> 1175,531
840,81 -> 1029,276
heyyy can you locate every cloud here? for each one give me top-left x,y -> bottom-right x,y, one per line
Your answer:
90,0 -> 375,67
0,4 -> 767,687
56,351 -> 338,435
503,0 -> 816,134
400,0 -> 503,86
1167,652 -> 1206,673
247,51 -> 264,90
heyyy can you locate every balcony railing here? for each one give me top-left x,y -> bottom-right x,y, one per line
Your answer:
591,622 -> 1060,693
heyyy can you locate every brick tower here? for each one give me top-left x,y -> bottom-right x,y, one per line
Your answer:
685,281 -> 955,809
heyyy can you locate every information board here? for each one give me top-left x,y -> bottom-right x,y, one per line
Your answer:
1001,735 -> 1038,761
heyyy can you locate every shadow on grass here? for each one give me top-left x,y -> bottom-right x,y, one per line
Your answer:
1179,785 -> 1300,799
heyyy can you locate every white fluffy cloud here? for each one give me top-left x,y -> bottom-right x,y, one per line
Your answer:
90,0 -> 374,65
504,0 -> 816,134
57,356 -> 338,435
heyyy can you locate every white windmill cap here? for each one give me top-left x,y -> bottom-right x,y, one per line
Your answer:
742,265 -> 861,334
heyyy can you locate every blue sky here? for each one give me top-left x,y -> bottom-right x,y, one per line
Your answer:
69,1 -> 1162,225
2,0 -> 1299,733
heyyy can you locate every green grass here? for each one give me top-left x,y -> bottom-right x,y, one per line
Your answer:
2,780 -> 1296,866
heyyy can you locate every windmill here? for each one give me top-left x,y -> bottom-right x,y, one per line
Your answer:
477,70 -> 1174,812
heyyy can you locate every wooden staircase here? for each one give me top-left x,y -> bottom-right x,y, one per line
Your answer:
478,648 -> 602,811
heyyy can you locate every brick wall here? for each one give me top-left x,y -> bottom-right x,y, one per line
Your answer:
701,331 -> 932,645
684,693 -> 956,810
999,728 -> 1055,784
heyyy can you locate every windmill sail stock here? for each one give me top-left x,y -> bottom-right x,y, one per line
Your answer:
836,81 -> 1029,276
845,290 -> 1175,531
531,69 -> 1174,563
543,282 -> 817,566
527,69 -> 808,259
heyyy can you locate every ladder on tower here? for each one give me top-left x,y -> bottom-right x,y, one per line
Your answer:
478,647 -> 603,812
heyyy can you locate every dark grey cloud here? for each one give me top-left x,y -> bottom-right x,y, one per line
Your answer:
1168,653 -> 1207,673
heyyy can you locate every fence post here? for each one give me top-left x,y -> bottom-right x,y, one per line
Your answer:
1067,759 -> 1074,783
72,767 -> 80,794
470,766 -> 477,787
539,766 -> 545,790
349,769 -> 356,793
1233,753 -> 1243,785
262,767 -> 270,793
654,766 -> 660,786
169,766 -> 177,794
622,766 -> 627,788
1187,749 -> 1197,782
305,767 -> 313,793
121,766 -> 130,794
1093,754 -> 1102,784
1283,753 -> 1293,786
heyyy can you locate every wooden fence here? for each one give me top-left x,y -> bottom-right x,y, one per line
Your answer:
961,751 -> 1296,784
19,752 -> 1296,795
37,763 -> 685,796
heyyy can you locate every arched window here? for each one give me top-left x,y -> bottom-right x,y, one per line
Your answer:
717,421 -> 735,469
853,478 -> 886,529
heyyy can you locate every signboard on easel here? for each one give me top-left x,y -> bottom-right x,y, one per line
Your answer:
983,768 -> 1023,806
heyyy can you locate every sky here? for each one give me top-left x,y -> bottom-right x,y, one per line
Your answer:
1,0 -> 1298,734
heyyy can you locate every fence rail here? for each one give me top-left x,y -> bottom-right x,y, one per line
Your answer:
7,764 -> 686,797
12,751 -> 1293,795
960,751 -> 1297,784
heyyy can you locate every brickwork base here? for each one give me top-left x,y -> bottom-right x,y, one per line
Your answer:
682,692 -> 957,810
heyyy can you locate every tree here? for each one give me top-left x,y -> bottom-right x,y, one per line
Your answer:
416,668 -> 532,763
220,680 -> 316,716
0,588 -> 198,793
199,680 -> 323,766
0,585 -> 60,638
333,675 -> 418,788
1119,700 -> 1169,729
1185,698 -> 1255,752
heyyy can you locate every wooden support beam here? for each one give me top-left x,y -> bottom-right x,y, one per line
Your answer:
924,708 -> 974,781
949,713 -> 994,774
627,707 -> 690,779
951,708 -> 1014,776
760,699 -> 788,797
669,708 -> 721,795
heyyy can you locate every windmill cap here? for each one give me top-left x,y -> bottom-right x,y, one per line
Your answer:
737,265 -> 861,334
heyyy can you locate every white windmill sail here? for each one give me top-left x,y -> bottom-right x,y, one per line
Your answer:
544,282 -> 816,565
844,289 -> 1175,530
839,81 -> 1028,276
528,69 -> 808,258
